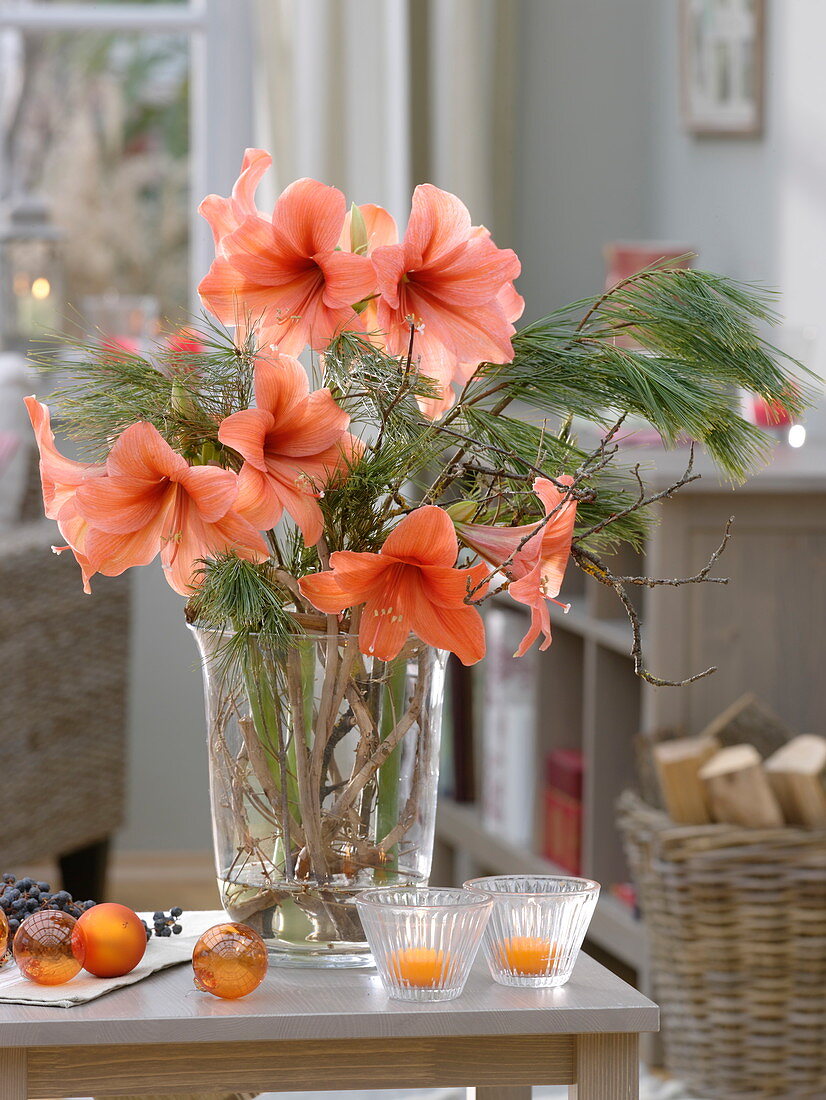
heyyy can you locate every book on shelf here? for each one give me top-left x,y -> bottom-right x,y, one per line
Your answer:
543,748 -> 584,874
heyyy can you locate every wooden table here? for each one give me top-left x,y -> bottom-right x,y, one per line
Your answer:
0,949 -> 658,1099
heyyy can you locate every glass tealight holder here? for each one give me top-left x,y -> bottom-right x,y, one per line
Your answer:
355,886 -> 492,1002
463,875 -> 600,988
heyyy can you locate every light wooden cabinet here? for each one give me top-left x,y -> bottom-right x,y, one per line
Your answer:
434,443 -> 826,975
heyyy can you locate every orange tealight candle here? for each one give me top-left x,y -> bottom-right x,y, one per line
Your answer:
390,947 -> 450,988
496,936 -> 557,976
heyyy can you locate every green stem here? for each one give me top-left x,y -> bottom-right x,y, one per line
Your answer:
375,658 -> 408,876
242,660 -> 301,863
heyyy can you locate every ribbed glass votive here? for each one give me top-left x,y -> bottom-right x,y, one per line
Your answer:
355,886 -> 492,1001
463,875 -> 600,988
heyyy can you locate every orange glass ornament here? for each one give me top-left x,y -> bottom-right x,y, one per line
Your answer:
0,908 -> 8,957
13,911 -> 86,986
390,947 -> 450,988
192,922 -> 267,999
495,936 -> 558,976
76,903 -> 147,978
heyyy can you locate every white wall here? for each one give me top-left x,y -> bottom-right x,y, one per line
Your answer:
649,0 -> 826,387
512,0 -> 659,318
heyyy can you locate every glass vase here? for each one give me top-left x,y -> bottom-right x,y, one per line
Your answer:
189,625 -> 447,967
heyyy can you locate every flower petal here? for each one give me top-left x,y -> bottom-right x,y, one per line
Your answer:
513,599 -> 552,658
234,462 -> 284,530
270,476 -> 325,545
253,355 -> 309,420
83,503 -> 170,575
316,249 -> 376,308
177,463 -> 239,523
75,475 -> 173,534
371,244 -> 408,310
24,396 -> 106,518
271,178 -> 346,257
266,387 -> 350,458
358,564 -> 411,660
418,561 -> 489,607
198,148 -> 271,248
198,255 -> 284,327
218,408 -> 274,471
322,551 -> 389,601
106,421 -> 188,481
299,570 -> 351,614
406,583 -> 486,665
406,184 -> 472,267
382,506 -> 458,567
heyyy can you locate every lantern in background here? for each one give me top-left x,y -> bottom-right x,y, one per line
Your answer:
0,195 -> 63,352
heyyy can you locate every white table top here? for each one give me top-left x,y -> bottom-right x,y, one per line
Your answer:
0,951 -> 658,1048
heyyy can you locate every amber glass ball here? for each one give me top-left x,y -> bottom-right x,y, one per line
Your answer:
13,911 -> 86,985
192,922 -> 267,999
76,903 -> 147,978
0,908 -> 8,957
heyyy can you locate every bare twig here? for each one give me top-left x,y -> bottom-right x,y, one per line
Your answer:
571,518 -> 733,687
573,444 -> 700,544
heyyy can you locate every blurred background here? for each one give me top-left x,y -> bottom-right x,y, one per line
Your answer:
1,0 -> 825,1004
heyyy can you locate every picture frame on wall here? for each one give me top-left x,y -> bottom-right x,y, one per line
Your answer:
680,0 -> 765,137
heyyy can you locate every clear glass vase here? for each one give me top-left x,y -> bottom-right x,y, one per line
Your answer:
189,625 -> 448,967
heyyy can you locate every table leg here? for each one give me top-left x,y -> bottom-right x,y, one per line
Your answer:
470,1089 -> 532,1099
0,1049 -> 27,1100
568,1033 -> 639,1099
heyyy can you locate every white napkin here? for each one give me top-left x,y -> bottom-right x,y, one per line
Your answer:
0,910 -> 225,1008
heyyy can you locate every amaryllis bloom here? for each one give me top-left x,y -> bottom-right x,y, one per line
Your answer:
218,354 -> 360,546
454,476 -> 577,657
73,422 -> 269,596
372,184 -> 522,417
299,506 -> 489,665
24,396 -> 106,593
198,166 -> 376,356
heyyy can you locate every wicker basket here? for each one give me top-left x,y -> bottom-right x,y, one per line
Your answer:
619,791 -> 826,1099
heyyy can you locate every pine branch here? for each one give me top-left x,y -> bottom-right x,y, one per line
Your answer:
462,268 -> 814,480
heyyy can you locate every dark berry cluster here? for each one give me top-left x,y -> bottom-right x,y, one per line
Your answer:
152,907 -> 183,937
0,874 -> 95,938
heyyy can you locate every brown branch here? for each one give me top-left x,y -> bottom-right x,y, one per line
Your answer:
574,443 -> 700,544
571,523 -> 733,687
617,519 -> 733,587
326,656 -> 427,826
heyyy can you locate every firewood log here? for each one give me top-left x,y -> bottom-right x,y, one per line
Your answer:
764,734 -> 826,827
699,744 -> 784,828
652,735 -> 720,824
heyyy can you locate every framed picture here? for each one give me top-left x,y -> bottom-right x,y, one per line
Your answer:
681,0 -> 765,137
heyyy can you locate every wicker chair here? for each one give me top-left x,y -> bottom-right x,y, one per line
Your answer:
0,450 -> 130,898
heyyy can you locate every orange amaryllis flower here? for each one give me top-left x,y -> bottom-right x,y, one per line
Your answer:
198,171 -> 376,356
372,184 -> 521,417
218,354 -> 359,546
298,506 -> 489,665
24,396 -> 106,593
74,422 -> 269,596
453,476 -> 577,657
